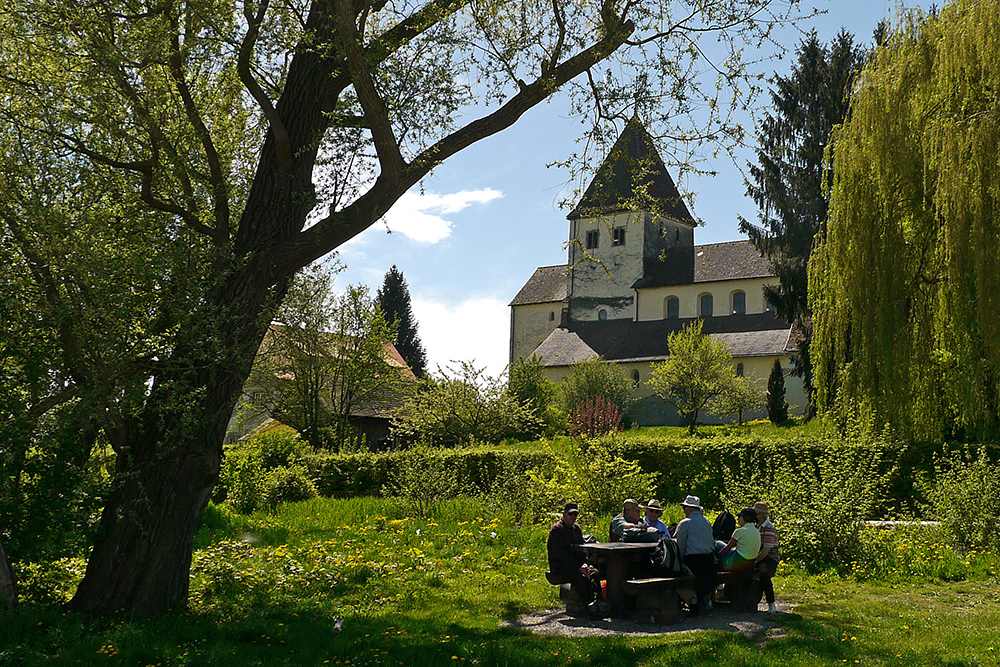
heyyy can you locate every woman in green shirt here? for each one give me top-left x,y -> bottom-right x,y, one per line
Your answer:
716,508 -> 761,575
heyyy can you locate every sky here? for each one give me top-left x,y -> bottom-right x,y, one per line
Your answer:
331,0 -> 931,379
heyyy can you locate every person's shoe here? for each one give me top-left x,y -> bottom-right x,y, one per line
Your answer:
767,602 -> 777,614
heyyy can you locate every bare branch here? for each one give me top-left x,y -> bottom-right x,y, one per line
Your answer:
238,0 -> 295,173
333,0 -> 404,182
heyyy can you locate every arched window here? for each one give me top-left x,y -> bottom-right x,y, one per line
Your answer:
700,293 -> 713,318
666,297 -> 679,319
736,363 -> 744,377
632,369 -> 640,385
732,291 -> 746,315
598,309 -> 608,321
549,311 -> 555,321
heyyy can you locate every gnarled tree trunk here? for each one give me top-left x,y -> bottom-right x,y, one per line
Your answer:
0,536 -> 16,611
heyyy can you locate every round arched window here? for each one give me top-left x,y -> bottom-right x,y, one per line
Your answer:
700,293 -> 713,318
632,369 -> 640,385
598,309 -> 608,321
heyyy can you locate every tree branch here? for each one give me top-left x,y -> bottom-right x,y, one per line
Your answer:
238,0 -> 295,174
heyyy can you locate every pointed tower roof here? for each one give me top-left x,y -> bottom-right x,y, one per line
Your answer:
567,118 -> 695,224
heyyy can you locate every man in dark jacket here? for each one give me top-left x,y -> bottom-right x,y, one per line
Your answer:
546,502 -> 601,610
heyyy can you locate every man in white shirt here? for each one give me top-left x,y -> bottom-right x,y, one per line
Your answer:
674,495 -> 716,616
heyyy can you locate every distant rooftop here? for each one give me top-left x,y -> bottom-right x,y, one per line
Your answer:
509,264 -> 568,306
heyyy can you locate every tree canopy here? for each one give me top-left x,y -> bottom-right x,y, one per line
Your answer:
376,265 -> 427,378
647,319 -> 734,433
0,0 -> 805,616
739,30 -> 870,413
810,0 -> 1000,441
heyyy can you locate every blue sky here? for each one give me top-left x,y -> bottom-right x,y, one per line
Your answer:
332,0 -> 929,378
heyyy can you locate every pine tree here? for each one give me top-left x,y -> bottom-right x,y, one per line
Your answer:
376,266 -> 428,378
767,358 -> 788,424
739,29 -> 872,416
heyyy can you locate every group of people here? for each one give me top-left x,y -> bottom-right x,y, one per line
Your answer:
546,496 -> 781,617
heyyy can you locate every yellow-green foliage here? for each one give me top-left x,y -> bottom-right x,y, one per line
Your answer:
811,0 -> 1000,441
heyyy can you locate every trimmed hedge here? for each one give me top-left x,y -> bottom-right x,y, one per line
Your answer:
302,448 -> 554,498
285,433 -> 1000,517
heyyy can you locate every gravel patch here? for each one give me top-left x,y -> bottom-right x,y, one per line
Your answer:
501,600 -> 796,638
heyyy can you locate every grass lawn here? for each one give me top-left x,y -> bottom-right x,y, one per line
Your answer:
3,496 -> 1000,666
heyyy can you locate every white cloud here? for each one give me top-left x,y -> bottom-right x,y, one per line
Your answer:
411,296 -> 510,378
383,189 -> 502,243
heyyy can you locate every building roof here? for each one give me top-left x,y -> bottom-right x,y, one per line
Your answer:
632,240 -> 773,288
532,312 -> 794,367
509,264 -> 569,306
567,117 -> 695,224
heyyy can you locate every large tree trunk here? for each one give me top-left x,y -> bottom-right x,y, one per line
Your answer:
0,536 -> 16,611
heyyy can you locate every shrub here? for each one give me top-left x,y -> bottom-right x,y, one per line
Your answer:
767,359 -> 788,423
382,447 -> 477,517
722,431 -> 898,571
227,456 -> 264,515
569,395 -> 622,439
924,447 -> 1000,553
262,466 -> 318,509
556,357 -> 635,421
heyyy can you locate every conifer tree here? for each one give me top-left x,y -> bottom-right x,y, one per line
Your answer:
376,266 -> 427,378
740,30 -> 872,415
767,359 -> 788,423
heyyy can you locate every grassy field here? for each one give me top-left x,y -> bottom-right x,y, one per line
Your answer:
4,496 -> 1000,666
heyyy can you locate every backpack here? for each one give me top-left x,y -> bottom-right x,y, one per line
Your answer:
713,511 -> 736,542
649,537 -> 684,575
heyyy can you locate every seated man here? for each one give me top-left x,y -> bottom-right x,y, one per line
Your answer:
675,495 -> 716,616
642,499 -> 669,537
608,498 -> 642,541
547,502 -> 602,612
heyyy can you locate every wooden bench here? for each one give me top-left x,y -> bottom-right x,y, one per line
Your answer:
715,569 -> 763,612
622,575 -> 697,624
545,572 -> 590,617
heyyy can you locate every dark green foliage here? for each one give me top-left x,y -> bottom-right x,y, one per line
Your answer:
768,359 -> 789,423
375,265 -> 427,378
924,447 -> 1000,553
740,30 -> 870,413
507,356 -> 560,437
262,466 -> 318,510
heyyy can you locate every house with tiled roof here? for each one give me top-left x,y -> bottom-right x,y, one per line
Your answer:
509,118 -> 805,425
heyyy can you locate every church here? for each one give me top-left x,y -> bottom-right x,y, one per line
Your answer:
508,119 -> 805,425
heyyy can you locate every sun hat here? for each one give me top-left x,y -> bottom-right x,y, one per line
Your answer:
623,498 -> 640,511
562,501 -> 580,514
643,499 -> 664,512
753,501 -> 770,518
680,495 -> 703,511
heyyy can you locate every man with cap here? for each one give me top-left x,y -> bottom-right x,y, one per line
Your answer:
546,502 -> 603,612
674,495 -> 716,616
609,498 -> 643,542
642,499 -> 669,537
752,501 -> 780,614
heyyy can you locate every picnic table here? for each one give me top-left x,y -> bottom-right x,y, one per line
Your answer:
572,542 -> 656,615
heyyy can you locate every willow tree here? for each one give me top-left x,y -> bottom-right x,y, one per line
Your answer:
810,0 -> 1000,441
1,0 -> 803,616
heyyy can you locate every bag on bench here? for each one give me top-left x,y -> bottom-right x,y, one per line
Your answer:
649,537 -> 684,576
713,511 -> 736,542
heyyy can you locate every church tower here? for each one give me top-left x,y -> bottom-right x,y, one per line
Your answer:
565,118 -> 696,322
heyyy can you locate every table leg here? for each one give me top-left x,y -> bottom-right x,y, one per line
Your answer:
605,554 -> 628,614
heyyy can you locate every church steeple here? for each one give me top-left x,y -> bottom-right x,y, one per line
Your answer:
567,117 -> 694,225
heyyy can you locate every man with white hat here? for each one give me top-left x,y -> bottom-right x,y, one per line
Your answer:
674,495 -> 716,616
642,499 -> 669,537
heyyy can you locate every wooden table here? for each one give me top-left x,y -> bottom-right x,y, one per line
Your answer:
573,542 -> 656,615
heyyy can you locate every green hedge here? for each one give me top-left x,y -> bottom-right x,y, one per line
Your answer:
302,448 -> 554,498
283,434 -> 1000,517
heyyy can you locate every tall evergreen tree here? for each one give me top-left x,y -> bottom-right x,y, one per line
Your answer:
739,30 -> 872,416
767,358 -> 788,423
376,266 -> 427,378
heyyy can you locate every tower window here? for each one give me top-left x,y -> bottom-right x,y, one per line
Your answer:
585,229 -> 599,249
549,311 -> 555,321
598,309 -> 608,321
732,291 -> 746,315
612,227 -> 626,246
700,293 -> 714,318
666,297 -> 679,319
